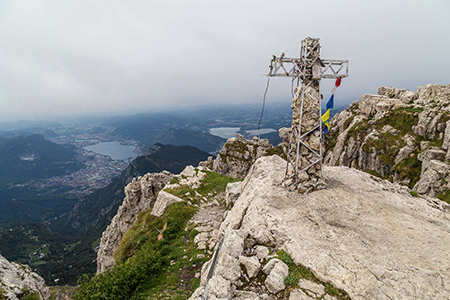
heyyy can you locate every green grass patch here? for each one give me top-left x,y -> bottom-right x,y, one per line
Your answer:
375,107 -> 421,136
0,288 -> 7,300
266,146 -> 287,160
91,237 -> 101,250
428,139 -> 444,148
277,251 -> 350,300
169,176 -> 180,185
410,191 -> 420,197
394,154 -> 422,189
325,128 -> 340,153
343,116 -> 355,130
437,189 -> 450,205
166,171 -> 241,202
364,170 -> 382,178
347,120 -> 371,144
19,292 -> 40,300
197,171 -> 241,197
74,202 -> 206,300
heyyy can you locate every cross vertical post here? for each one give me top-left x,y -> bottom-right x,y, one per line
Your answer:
267,37 -> 348,193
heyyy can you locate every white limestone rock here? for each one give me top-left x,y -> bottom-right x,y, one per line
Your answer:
225,181 -> 242,206
255,245 -> 270,262
233,290 -> 259,300
208,275 -> 232,299
0,255 -> 50,300
218,156 -> 450,299
264,259 -> 289,294
215,252 -> 241,283
212,134 -> 273,179
239,255 -> 260,278
178,165 -> 207,188
150,190 -> 183,217
413,159 -> 450,196
298,279 -> 325,298
289,289 -> 314,300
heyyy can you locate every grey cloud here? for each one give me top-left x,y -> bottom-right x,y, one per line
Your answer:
0,0 -> 448,121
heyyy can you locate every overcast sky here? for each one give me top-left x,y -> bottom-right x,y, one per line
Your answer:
0,0 -> 449,121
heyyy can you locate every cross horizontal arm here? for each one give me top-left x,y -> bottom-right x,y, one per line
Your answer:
321,59 -> 349,79
267,57 -> 348,79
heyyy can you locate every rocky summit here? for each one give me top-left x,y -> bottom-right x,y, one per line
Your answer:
85,132 -> 449,299
324,84 -> 450,200
190,156 -> 450,300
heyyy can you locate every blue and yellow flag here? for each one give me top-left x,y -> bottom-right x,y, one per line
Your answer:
321,108 -> 330,123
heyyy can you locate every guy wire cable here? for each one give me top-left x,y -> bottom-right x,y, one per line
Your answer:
257,76 -> 271,139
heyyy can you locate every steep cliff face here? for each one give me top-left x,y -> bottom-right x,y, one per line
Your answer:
96,172 -> 172,273
324,84 -> 450,199
0,254 -> 50,300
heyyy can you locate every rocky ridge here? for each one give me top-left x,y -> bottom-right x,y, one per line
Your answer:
90,92 -> 450,299
0,254 -> 50,300
190,156 -> 450,300
93,145 -> 450,299
324,83 -> 450,199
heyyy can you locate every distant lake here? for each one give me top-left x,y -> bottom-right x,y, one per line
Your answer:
209,127 -> 240,139
84,142 -> 136,161
246,128 -> 277,136
209,127 -> 277,139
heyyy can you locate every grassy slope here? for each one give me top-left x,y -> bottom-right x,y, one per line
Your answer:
74,171 -> 240,300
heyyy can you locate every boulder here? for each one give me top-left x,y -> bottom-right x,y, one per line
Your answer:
233,290 -> 259,300
264,259 -> 289,294
150,190 -> 183,217
358,94 -> 403,118
208,275 -> 232,299
225,181 -> 242,206
255,245 -> 270,262
418,148 -> 446,173
413,159 -> 450,196
215,252 -> 240,282
289,289 -> 314,300
377,86 -> 417,102
239,255 -> 261,278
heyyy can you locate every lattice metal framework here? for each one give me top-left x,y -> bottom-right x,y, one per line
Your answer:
267,37 -> 348,190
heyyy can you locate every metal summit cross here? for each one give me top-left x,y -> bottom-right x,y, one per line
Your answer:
267,37 -> 348,193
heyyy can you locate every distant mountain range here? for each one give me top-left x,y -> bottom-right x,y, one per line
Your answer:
0,134 -> 82,182
144,128 -> 225,153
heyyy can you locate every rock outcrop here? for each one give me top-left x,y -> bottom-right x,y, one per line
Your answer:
191,156 -> 450,299
212,134 -> 272,178
96,171 -> 172,273
0,254 -> 50,300
324,83 -> 450,198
